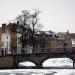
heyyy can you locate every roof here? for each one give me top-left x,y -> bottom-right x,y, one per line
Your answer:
35,31 -> 65,40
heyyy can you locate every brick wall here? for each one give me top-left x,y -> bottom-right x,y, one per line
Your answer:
0,56 -> 14,68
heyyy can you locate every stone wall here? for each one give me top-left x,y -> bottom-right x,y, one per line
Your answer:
0,56 -> 14,68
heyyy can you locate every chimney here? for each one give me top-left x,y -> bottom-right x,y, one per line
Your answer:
17,21 -> 19,25
2,23 -> 6,33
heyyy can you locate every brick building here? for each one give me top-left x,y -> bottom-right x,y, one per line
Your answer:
0,22 -> 32,55
35,31 -> 72,53
0,22 -> 22,55
0,24 -> 11,55
0,22 -> 73,55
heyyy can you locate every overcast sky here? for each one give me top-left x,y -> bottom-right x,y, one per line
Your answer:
0,0 -> 75,32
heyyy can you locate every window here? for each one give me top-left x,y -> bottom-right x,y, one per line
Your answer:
9,42 -> 11,47
7,42 -> 8,47
54,34 -> 59,38
46,35 -> 48,37
5,48 -> 7,54
2,42 -> 4,46
49,34 -> 53,38
7,36 -> 8,39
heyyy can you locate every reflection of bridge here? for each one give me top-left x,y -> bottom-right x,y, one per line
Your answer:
0,52 -> 75,69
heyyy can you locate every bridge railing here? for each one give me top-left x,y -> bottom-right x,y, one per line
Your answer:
0,47 -> 72,56
19,47 -> 72,54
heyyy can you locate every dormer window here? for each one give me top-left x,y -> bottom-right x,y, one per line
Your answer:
54,34 -> 59,38
49,34 -> 53,37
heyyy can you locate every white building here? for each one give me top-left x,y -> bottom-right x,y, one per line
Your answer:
1,32 -> 11,55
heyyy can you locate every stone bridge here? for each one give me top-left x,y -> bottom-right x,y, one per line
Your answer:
0,52 -> 75,69
13,52 -> 75,68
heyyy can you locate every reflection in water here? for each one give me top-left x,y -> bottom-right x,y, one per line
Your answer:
0,69 -> 75,75
0,73 -> 9,75
0,69 -> 57,75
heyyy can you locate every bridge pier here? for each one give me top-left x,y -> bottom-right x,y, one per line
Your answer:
13,56 -> 19,68
36,65 -> 42,69
35,62 -> 43,69
73,61 -> 75,69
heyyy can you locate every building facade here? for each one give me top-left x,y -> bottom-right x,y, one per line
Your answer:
70,33 -> 75,52
35,30 -> 72,53
1,32 -> 11,55
0,24 -> 11,55
0,22 -> 73,55
0,23 -> 22,55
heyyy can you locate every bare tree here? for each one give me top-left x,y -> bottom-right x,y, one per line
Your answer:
16,9 -> 43,53
16,10 -> 31,53
29,9 -> 43,53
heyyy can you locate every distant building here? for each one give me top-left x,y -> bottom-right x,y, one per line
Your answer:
35,30 -> 72,53
69,33 -> 75,52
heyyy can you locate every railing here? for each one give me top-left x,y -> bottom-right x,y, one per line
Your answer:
19,47 -> 72,54
0,47 -> 72,56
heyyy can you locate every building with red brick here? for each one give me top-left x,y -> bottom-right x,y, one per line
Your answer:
35,30 -> 72,53
0,22 -> 73,55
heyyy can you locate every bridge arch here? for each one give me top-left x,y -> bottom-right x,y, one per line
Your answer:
18,61 -> 36,67
40,54 -> 69,66
17,59 -> 38,67
42,58 -> 73,67
13,53 -> 75,68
